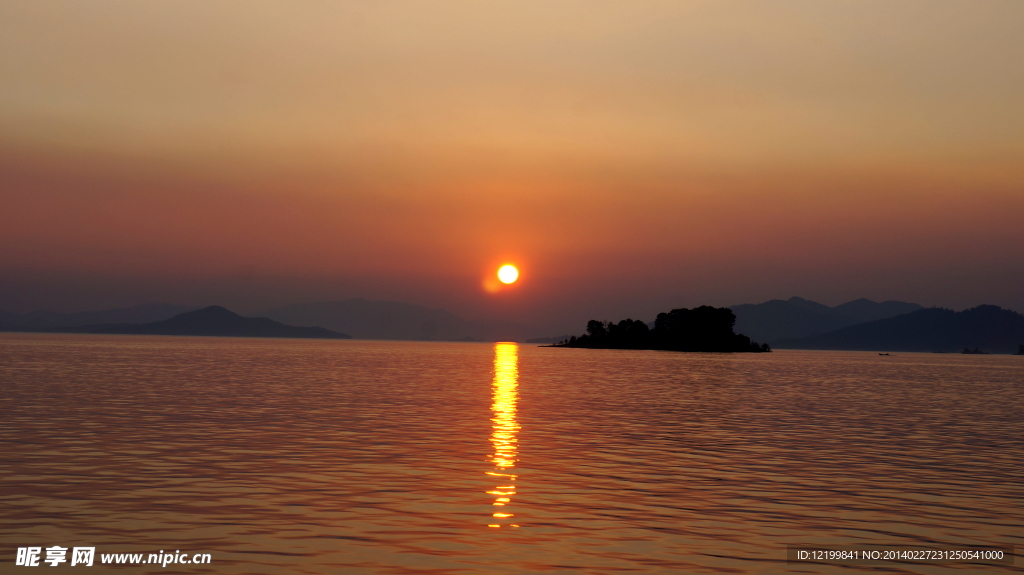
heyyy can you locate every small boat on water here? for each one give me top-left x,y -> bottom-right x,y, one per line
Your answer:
878,353 -> 890,356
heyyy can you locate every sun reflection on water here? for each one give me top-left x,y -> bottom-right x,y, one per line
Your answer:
487,342 -> 520,528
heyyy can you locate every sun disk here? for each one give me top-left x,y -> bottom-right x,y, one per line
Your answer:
497,265 -> 519,284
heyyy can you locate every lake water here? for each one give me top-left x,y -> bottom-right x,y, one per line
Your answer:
1,333 -> 1022,574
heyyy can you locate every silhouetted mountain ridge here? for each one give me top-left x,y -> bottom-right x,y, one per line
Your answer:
777,305 -> 1024,353
76,306 -> 351,339
0,303 -> 196,331
730,296 -> 923,343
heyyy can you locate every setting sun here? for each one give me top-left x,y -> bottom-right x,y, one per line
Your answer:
497,265 -> 519,284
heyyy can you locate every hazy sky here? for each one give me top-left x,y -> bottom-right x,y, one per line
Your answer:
2,1 -> 1023,330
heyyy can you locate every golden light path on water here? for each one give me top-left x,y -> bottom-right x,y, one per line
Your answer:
487,343 -> 520,528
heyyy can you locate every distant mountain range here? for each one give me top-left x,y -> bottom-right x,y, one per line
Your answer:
730,296 -> 923,343
73,306 -> 350,339
261,299 -> 541,342
0,299 -> 537,341
4,297 -> 1022,352
0,303 -> 196,331
776,305 -> 1024,354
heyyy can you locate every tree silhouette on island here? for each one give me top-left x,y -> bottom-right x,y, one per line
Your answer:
552,306 -> 770,353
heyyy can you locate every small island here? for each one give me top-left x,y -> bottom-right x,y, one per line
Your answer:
551,306 -> 770,353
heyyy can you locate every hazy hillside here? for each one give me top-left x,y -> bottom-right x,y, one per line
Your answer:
777,305 -> 1024,353
262,299 -> 541,342
81,306 -> 350,339
0,310 -> 22,328
0,303 -> 196,331
730,296 -> 922,344
831,298 -> 924,324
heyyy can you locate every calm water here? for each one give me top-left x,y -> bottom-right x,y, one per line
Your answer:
1,333 -> 1022,574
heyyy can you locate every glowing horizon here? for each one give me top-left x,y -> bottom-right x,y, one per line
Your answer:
1,2 -> 1022,326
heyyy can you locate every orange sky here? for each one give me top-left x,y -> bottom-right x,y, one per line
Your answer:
1,1 -> 1022,329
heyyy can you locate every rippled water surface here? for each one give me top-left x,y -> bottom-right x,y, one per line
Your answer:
1,333 -> 1022,574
